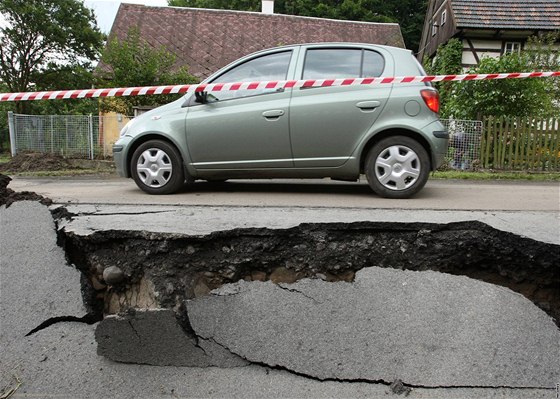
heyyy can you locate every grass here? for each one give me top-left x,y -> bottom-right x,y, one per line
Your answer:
0,375 -> 22,399
432,170 -> 560,181
0,154 -> 10,164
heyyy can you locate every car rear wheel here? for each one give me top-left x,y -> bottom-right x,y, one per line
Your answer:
131,140 -> 185,194
365,136 -> 430,199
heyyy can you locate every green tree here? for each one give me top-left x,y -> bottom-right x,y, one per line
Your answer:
168,0 -> 427,52
447,44 -> 559,120
425,33 -> 560,120
524,31 -> 560,102
28,64 -> 100,116
0,0 -> 105,113
423,38 -> 463,118
98,27 -> 199,115
0,82 -> 13,152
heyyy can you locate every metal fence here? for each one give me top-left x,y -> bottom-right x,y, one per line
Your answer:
441,119 -> 484,171
7,112 -> 130,159
8,112 -> 486,170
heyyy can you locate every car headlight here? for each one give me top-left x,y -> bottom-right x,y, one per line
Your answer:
119,119 -> 134,137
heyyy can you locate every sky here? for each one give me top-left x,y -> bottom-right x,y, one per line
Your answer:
0,1 -> 169,33
84,0 -> 168,33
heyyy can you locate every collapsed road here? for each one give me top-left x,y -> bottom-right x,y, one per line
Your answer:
1,174 -> 559,398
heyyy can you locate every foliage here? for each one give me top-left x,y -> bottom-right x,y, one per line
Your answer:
0,0 -> 105,113
0,95 -> 12,153
432,170 -> 560,181
29,65 -> 100,116
0,0 -> 104,154
423,38 -> 462,118
448,53 -> 559,120
98,27 -> 199,115
168,0 -> 427,52
427,33 -> 560,120
524,31 -> 560,102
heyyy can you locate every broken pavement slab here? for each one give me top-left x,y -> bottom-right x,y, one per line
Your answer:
0,201 -> 85,331
95,308 -> 247,367
187,268 -> 560,388
57,203 -> 560,245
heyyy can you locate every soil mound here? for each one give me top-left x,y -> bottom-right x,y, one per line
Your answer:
0,152 -> 81,173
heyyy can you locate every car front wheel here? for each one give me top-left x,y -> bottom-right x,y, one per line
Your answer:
365,136 -> 430,199
131,140 -> 185,194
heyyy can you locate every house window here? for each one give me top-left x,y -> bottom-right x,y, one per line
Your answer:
441,10 -> 447,25
504,42 -> 521,54
432,22 -> 438,36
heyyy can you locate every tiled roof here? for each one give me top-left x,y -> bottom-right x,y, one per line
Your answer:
451,0 -> 560,30
105,4 -> 404,79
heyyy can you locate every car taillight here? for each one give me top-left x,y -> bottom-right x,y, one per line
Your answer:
421,89 -> 440,114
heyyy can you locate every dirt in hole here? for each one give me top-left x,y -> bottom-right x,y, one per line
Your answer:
57,221 -> 560,326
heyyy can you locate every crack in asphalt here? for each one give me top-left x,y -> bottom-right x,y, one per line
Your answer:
25,312 -> 102,337
276,283 -> 323,304
127,319 -> 141,342
77,211 -> 177,217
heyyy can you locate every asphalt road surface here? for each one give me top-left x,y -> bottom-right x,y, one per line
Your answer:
9,176 -> 560,211
2,176 -> 559,398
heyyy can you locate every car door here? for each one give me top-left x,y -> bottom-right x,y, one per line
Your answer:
185,50 -> 295,170
289,46 -> 392,167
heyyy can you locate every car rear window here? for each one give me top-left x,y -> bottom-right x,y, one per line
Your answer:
302,48 -> 385,80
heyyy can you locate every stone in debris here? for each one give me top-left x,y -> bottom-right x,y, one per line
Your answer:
102,266 -> 125,285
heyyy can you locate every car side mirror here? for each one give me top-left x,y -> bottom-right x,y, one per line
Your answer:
194,91 -> 208,104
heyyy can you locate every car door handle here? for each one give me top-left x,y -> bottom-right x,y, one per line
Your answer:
262,110 -> 285,119
356,101 -> 381,111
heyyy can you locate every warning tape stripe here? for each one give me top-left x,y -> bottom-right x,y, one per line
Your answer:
1,71 -> 559,102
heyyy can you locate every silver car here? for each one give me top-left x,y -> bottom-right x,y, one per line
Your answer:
113,43 -> 448,199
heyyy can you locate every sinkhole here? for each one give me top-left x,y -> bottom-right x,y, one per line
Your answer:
56,220 -> 559,328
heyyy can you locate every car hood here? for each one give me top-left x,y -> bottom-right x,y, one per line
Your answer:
133,95 -> 189,123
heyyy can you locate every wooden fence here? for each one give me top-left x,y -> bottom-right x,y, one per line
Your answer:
481,117 -> 560,171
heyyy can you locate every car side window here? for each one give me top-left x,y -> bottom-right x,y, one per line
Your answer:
362,50 -> 385,77
210,51 -> 292,101
302,49 -> 385,80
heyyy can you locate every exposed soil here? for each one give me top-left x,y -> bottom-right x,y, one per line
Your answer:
0,173 -> 52,208
0,152 -> 81,173
57,220 -> 560,327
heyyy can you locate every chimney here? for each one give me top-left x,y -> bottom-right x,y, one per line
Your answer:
262,0 -> 274,14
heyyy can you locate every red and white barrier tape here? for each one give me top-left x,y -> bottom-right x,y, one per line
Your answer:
1,71 -> 559,102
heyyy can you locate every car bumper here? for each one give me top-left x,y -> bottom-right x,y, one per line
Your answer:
425,120 -> 449,170
113,136 -> 132,178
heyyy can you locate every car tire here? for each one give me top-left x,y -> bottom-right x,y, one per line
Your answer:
131,140 -> 185,194
365,136 -> 430,199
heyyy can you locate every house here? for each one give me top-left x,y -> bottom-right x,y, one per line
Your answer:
105,3 -> 405,80
417,0 -> 560,66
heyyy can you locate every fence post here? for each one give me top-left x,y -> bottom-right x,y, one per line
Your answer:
7,111 -> 16,157
88,114 -> 94,160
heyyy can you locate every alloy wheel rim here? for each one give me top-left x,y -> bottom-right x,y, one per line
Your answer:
136,148 -> 173,188
374,145 -> 420,191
